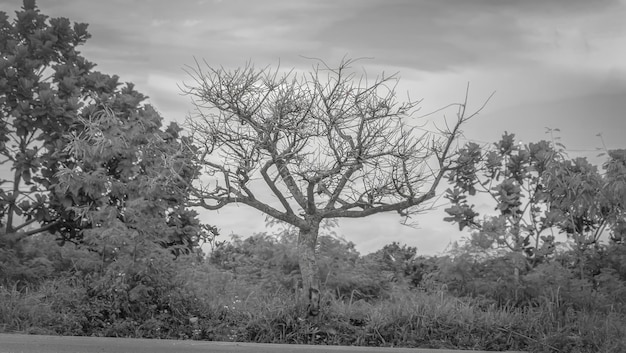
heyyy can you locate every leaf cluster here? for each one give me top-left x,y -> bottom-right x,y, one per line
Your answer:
1,1 -> 121,239
443,132 -> 625,266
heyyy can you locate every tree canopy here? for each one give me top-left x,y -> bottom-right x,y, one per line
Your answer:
0,1 -> 211,260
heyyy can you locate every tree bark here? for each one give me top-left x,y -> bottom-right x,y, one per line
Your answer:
297,221 -> 321,316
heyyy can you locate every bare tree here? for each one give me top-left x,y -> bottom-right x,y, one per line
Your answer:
182,58 -> 489,316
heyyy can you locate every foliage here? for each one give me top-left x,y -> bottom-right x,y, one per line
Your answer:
431,239 -> 626,314
544,156 -> 615,247
1,0 -> 115,239
209,231 -> 391,300
444,132 -> 565,266
445,132 -> 625,273
2,229 -> 626,351
0,232 -> 57,285
0,254 -> 213,338
3,264 -> 625,352
361,242 -> 431,287
210,232 -> 301,290
54,91 -> 212,254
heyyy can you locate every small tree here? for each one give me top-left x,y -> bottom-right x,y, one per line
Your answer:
445,133 -> 626,277
444,132 -> 565,268
544,151 -> 625,279
182,58 -> 488,315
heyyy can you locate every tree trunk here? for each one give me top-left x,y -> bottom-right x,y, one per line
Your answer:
297,221 -> 321,316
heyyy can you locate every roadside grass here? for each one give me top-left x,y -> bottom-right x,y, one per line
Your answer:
1,274 -> 625,352
0,280 -> 83,335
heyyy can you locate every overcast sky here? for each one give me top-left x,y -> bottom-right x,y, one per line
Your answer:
3,0 -> 625,255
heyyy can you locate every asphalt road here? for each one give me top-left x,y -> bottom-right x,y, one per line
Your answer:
0,334 -> 528,353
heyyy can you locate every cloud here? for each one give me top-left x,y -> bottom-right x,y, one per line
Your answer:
311,0 -> 626,73
182,19 -> 201,28
150,18 -> 170,27
25,0 -> 626,76
312,1 -> 527,71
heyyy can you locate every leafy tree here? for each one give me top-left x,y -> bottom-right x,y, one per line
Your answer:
440,145 -> 626,310
182,58 -> 489,315
0,0 -> 123,281
0,0 -> 116,241
1,1 -> 217,284
210,231 -> 301,290
55,91 -> 211,256
546,157 -> 609,248
49,72 -> 216,337
543,150 -> 626,279
361,242 -> 421,286
444,132 -> 565,267
445,132 -> 626,284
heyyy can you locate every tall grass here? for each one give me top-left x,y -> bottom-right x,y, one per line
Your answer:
0,280 -> 83,335
1,271 -> 625,352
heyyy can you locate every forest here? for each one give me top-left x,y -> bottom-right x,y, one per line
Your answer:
1,2 -> 626,352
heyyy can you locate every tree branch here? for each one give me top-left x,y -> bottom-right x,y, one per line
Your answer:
260,160 -> 294,215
